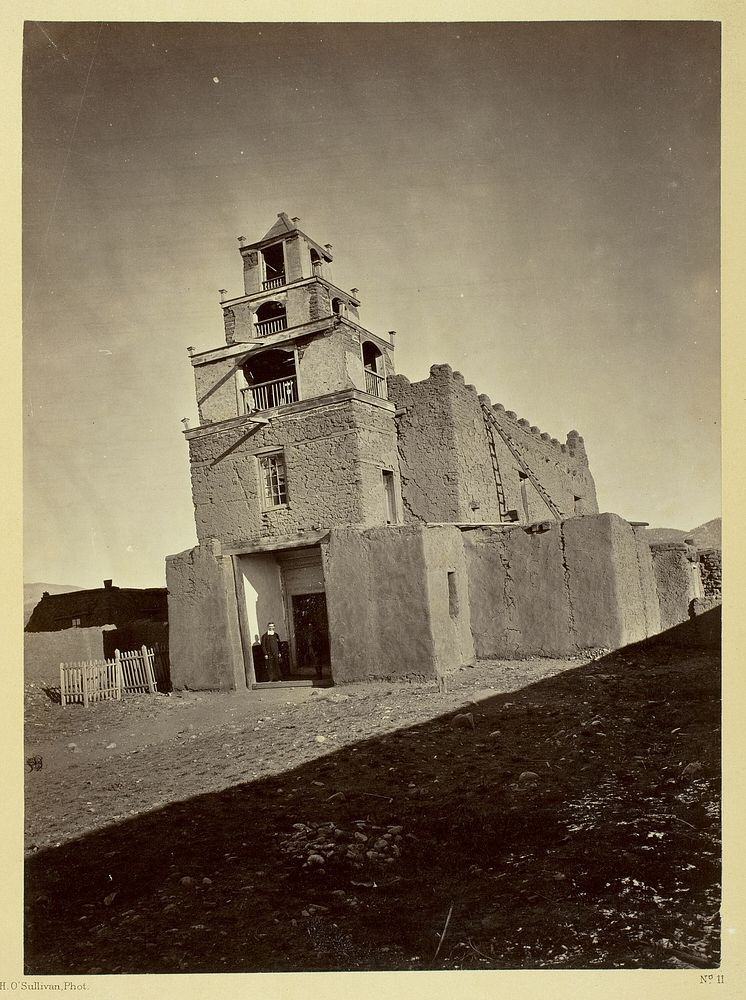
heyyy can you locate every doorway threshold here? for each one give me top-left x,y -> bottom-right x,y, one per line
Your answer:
252,679 -> 333,689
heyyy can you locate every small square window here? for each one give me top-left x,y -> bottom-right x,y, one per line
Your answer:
259,454 -> 288,507
72,618 -> 81,628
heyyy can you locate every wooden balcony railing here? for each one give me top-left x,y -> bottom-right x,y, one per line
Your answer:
365,369 -> 387,399
262,276 -> 285,290
243,376 -> 298,412
255,315 -> 288,337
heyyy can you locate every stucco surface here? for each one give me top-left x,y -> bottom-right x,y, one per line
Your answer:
24,628 -> 107,685
389,364 -> 598,525
465,525 -> 573,657
650,544 -> 698,630
604,518 -> 662,644
195,356 -> 242,424
188,397 -> 399,545
166,541 -> 245,691
297,328 -> 355,399
465,514 -> 660,658
323,526 -> 440,682
421,525 -> 475,672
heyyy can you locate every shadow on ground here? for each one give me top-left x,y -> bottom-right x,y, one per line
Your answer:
25,610 -> 721,974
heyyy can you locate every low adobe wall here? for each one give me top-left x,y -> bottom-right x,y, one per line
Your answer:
322,524 -> 474,683
649,542 -> 700,631
24,628 -> 107,685
166,539 -> 246,691
464,513 -> 661,658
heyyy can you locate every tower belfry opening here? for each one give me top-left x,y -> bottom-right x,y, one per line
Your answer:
261,242 -> 285,289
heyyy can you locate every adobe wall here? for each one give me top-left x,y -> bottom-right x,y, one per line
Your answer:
187,396 -> 400,546
388,367 -> 464,521
650,543 -> 699,631
465,524 -> 571,657
388,363 -> 598,525
322,524 -> 472,683
166,540 -> 245,691
24,628 -> 107,686
298,327 -> 357,399
464,513 -> 660,658
584,514 -> 660,649
194,354 -> 242,425
421,525 -> 475,674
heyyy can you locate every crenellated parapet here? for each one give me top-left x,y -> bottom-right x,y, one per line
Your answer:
388,362 -> 598,526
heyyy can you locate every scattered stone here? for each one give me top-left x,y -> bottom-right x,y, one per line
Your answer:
67,743 -> 77,749
307,854 -> 325,865
180,876 -> 196,888
315,735 -> 327,744
451,712 -> 475,730
518,771 -> 540,784
202,877 -> 213,886
106,743 -> 117,750
682,762 -> 703,777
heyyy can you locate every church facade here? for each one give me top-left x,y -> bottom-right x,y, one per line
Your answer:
167,214 -> 684,691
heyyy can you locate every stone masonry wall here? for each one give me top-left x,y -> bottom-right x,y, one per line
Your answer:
699,548 -> 722,601
389,364 -> 598,525
187,397 -> 399,546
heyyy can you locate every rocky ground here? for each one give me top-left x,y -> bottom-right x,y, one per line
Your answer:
24,613 -> 721,973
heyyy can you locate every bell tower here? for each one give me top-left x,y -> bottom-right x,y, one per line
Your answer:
183,212 -> 403,550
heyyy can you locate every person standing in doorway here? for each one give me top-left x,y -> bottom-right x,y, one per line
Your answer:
260,622 -> 283,682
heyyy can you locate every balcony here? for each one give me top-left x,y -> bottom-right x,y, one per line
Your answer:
365,369 -> 387,399
255,315 -> 288,337
262,276 -> 285,290
243,376 -> 299,412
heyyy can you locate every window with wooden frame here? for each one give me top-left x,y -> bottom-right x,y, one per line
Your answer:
259,453 -> 288,508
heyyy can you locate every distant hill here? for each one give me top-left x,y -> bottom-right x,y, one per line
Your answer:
646,517 -> 721,549
23,583 -> 83,626
685,518 -> 721,550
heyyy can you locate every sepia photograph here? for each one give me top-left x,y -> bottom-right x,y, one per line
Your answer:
20,17 -> 722,980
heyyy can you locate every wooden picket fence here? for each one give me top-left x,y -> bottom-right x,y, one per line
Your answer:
59,645 -> 161,707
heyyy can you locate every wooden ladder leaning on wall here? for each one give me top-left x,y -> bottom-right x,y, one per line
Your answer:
480,401 -> 564,522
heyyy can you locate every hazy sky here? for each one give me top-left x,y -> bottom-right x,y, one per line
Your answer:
23,21 -> 720,588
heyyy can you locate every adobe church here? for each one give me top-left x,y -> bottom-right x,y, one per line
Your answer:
166,213 -> 700,690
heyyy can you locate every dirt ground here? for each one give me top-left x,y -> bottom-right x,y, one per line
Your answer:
24,612 -> 720,973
